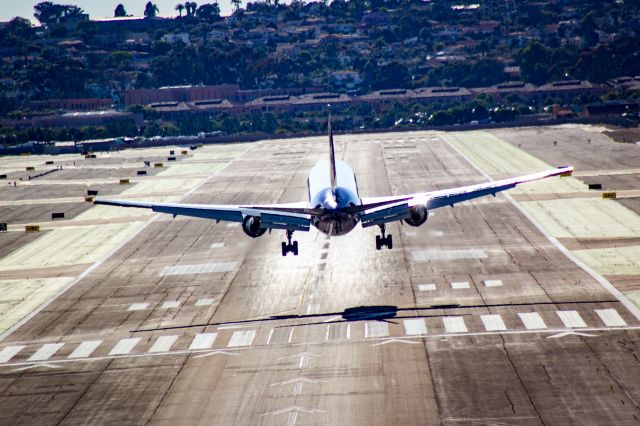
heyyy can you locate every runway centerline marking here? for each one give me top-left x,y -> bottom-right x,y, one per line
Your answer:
451,281 -> 470,289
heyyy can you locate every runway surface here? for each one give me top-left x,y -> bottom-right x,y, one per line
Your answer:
0,128 -> 639,425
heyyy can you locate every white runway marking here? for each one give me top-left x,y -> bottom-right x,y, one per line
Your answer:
160,261 -> 237,276
68,341 -> 102,359
189,333 -> 217,350
160,301 -> 181,309
210,242 -> 225,249
403,319 -> 427,335
412,249 -> 487,261
451,281 -> 470,289
0,346 -> 24,363
443,316 -> 468,333
128,303 -> 150,311
440,134 -> 640,323
228,330 -> 256,347
418,284 -> 436,291
483,279 -> 503,287
481,314 -> 507,331
149,335 -> 179,353
556,310 -> 587,328
365,322 -> 389,338
195,298 -> 214,306
28,343 -> 64,361
518,312 -> 547,330
595,309 -> 627,327
109,338 -> 140,355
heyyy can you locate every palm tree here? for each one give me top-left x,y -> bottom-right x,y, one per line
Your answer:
175,3 -> 185,17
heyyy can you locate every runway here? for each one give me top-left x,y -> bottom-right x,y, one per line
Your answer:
0,127 -> 639,425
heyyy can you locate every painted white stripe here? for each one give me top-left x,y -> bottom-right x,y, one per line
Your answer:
195,298 -> 214,306
228,330 -> 256,347
128,303 -> 150,311
483,279 -> 503,287
28,343 -> 64,361
0,346 -> 25,363
109,338 -> 140,355
595,309 -> 627,327
412,249 -> 487,261
451,281 -> 470,289
481,314 -> 507,331
443,316 -> 467,333
149,335 -> 179,353
403,319 -> 427,335
365,322 -> 389,338
68,341 -> 102,359
518,312 -> 547,330
210,242 -> 225,249
440,135 -> 640,324
160,262 -> 237,276
189,333 -> 217,350
160,301 -> 181,309
418,284 -> 436,291
556,310 -> 587,328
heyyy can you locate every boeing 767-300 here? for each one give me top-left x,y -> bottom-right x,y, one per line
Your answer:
95,121 -> 572,256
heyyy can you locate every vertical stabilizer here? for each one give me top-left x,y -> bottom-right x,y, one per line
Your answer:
328,113 -> 338,191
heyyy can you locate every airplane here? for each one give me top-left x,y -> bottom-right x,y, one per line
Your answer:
94,119 -> 573,256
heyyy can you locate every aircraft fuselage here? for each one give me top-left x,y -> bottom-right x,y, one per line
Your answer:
307,159 -> 361,236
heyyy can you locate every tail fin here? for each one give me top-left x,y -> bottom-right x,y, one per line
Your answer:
328,113 -> 338,191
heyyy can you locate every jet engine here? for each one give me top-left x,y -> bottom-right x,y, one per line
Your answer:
242,215 -> 267,238
403,205 -> 428,227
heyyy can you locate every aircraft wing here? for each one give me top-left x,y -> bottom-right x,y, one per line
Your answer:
359,166 -> 573,227
93,199 -> 312,232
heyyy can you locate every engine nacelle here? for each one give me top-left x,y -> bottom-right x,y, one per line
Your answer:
403,205 -> 428,227
242,215 -> 267,238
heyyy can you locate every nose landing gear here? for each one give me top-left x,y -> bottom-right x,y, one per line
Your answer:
375,224 -> 393,250
281,229 -> 299,256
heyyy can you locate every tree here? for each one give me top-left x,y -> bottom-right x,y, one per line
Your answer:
185,2 -> 198,16
144,2 -> 159,18
114,4 -> 127,17
231,0 -> 242,12
175,3 -> 185,17
34,2 -> 84,25
196,3 -> 221,22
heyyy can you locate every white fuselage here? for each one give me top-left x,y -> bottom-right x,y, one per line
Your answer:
307,159 -> 362,236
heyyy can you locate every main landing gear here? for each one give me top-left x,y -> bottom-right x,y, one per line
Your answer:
281,230 -> 299,256
375,224 -> 393,250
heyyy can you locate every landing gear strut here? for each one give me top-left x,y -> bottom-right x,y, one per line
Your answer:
281,230 -> 299,256
375,224 -> 393,250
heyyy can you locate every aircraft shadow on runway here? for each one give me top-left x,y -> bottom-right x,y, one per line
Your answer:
131,299 -> 618,333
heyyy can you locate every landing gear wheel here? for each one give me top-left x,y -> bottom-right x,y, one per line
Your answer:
281,230 -> 299,256
375,224 -> 393,250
